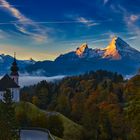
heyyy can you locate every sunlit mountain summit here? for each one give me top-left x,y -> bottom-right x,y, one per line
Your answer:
0,37 -> 140,76
25,36 -> 140,76
73,36 -> 140,60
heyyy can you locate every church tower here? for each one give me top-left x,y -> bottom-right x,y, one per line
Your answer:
10,52 -> 19,85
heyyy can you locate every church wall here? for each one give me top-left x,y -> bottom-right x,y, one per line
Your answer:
0,88 -> 20,102
0,91 -> 4,101
11,88 -> 20,102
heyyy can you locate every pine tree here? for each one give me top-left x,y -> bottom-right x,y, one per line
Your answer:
0,89 -> 19,140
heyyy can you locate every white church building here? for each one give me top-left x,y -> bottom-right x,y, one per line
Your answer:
0,55 -> 20,102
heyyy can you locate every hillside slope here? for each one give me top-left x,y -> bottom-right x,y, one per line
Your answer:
15,102 -> 83,140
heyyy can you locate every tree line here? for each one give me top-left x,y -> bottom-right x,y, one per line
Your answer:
1,70 -> 139,140
21,70 -> 140,140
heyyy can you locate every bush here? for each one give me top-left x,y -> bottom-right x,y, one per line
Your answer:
47,115 -> 64,138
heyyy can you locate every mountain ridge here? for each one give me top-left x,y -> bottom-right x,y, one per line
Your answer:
0,36 -> 140,76
25,36 -> 140,76
0,54 -> 36,75
58,36 -> 140,61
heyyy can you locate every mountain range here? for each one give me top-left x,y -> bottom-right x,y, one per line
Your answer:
0,37 -> 140,76
0,54 -> 35,75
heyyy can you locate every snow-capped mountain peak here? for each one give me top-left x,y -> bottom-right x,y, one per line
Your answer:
76,43 -> 88,56
103,37 -> 121,60
102,36 -> 140,60
73,36 -> 140,60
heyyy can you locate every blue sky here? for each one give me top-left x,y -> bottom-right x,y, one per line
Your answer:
0,0 -> 140,60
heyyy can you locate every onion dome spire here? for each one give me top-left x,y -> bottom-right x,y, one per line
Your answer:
10,52 -> 19,76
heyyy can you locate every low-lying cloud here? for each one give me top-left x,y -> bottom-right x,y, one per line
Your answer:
0,75 -> 65,87
19,76 -> 65,87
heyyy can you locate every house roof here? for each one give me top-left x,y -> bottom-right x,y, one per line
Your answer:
0,74 -> 20,91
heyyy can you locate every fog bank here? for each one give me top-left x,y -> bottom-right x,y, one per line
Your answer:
0,75 -> 65,87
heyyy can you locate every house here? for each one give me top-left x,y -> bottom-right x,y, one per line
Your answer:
0,55 -> 20,102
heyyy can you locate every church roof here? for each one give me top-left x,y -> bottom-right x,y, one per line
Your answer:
0,74 -> 20,91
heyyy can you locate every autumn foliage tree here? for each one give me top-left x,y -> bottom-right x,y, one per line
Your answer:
20,70 -> 140,140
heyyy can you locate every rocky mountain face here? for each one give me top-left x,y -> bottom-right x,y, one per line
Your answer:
25,37 -> 140,76
1,37 -> 140,76
56,37 -> 140,61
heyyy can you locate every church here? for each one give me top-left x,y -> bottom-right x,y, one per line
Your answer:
0,55 -> 20,102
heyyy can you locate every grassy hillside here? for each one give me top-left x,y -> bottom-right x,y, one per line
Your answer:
56,113 -> 84,140
15,101 -> 46,121
15,102 -> 83,140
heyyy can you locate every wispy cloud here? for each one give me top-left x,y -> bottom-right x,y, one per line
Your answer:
0,20 -> 100,25
0,29 -> 15,40
103,0 -> 109,5
65,14 -> 100,27
0,0 -> 48,42
124,14 -> 140,36
127,36 -> 138,40
76,17 -> 99,26
125,14 -> 140,25
110,4 -> 140,37
75,17 -> 100,27
130,15 -> 139,22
